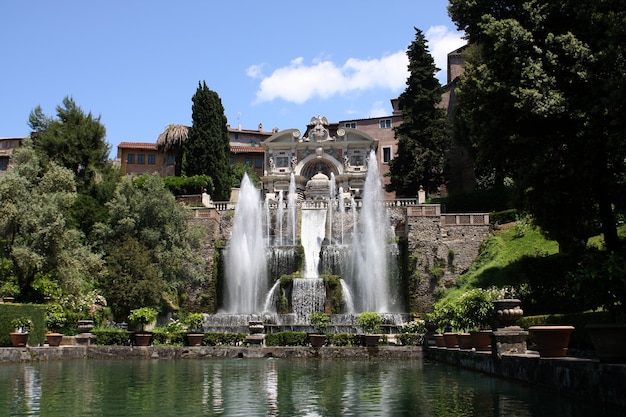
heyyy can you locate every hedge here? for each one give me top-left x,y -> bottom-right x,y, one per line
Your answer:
264,331 -> 308,346
0,303 -> 46,346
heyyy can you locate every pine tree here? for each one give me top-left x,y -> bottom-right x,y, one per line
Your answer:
184,81 -> 232,201
387,28 -> 451,197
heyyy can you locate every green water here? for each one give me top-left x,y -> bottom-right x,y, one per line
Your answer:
0,358 -> 615,416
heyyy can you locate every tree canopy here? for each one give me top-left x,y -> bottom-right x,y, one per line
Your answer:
183,82 -> 232,201
449,0 -> 626,253
386,28 -> 451,197
28,97 -> 111,196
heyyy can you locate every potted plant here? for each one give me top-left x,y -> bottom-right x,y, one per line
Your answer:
459,288 -> 497,351
128,307 -> 157,346
308,311 -> 330,348
358,311 -> 382,347
528,325 -> 575,357
183,312 -> 205,346
45,303 -> 66,347
10,317 -> 33,347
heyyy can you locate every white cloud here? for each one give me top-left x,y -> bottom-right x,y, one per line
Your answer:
250,51 -> 409,104
426,25 -> 466,83
249,26 -> 465,105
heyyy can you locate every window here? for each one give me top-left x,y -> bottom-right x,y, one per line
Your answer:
245,158 -> 253,167
344,122 -> 357,128
166,154 -> 175,165
229,157 -> 235,165
382,146 -> 392,163
137,154 -> 145,164
148,154 -> 156,165
127,153 -> 135,164
379,119 -> 391,129
254,158 -> 263,168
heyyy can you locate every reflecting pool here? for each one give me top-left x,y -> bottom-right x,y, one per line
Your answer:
0,358 -> 617,416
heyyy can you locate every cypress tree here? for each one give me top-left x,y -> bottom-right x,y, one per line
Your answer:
184,81 -> 232,201
387,28 -> 451,197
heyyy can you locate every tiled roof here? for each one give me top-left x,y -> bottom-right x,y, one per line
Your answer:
118,142 -> 157,150
231,146 -> 264,153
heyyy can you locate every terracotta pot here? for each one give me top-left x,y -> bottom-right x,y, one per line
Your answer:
433,334 -> 445,347
309,334 -> 326,348
186,333 -> 204,347
443,332 -> 459,348
456,333 -> 473,349
10,332 -> 29,347
529,325 -> 574,357
585,324 -> 626,363
46,333 -> 63,347
133,332 -> 153,346
364,334 -> 381,347
470,330 -> 492,351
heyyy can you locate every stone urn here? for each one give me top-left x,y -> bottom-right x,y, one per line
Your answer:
493,299 -> 524,329
133,333 -> 153,346
456,333 -> 473,350
363,334 -> 381,347
248,321 -> 265,334
585,324 -> 626,363
10,332 -> 29,347
443,332 -> 459,348
529,325 -> 575,357
185,333 -> 204,347
470,330 -> 493,351
308,334 -> 327,348
46,333 -> 64,347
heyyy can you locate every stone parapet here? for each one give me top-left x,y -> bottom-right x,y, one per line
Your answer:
427,346 -> 626,409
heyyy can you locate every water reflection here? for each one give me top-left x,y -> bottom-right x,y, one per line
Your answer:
0,358 -> 619,416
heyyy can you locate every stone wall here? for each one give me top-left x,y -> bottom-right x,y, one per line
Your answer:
208,204 -> 491,315
185,209 -> 221,312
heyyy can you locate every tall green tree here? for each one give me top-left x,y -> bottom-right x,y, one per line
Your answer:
449,0 -> 626,253
183,81 -> 232,201
387,28 -> 451,197
28,97 -> 111,196
0,142 -> 105,301
94,174 -> 203,318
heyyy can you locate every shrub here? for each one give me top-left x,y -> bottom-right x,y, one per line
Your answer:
183,313 -> 205,332
397,333 -> 423,346
309,311 -> 330,333
327,333 -> 359,346
358,312 -> 382,334
92,327 -> 132,345
128,307 -> 158,332
203,332 -> 246,346
264,331 -> 308,346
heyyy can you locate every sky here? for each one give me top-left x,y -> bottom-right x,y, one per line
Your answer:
1,1 -> 465,157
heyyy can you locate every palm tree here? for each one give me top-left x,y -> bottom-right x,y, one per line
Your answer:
157,124 -> 189,176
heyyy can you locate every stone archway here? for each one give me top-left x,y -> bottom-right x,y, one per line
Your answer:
297,154 -> 342,181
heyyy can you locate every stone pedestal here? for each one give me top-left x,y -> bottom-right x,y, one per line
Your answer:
492,327 -> 528,357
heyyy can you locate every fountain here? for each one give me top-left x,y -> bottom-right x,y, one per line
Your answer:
222,174 -> 267,314
211,146 -> 406,333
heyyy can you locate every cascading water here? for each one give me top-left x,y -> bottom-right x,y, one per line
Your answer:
276,190 -> 284,245
301,209 -> 327,278
350,150 -> 394,312
287,173 -> 297,245
222,174 -> 267,314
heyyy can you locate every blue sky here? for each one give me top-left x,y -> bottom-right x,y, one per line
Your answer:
1,1 -> 465,157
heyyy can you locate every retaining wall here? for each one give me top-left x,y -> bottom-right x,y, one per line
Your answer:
427,346 -> 626,409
